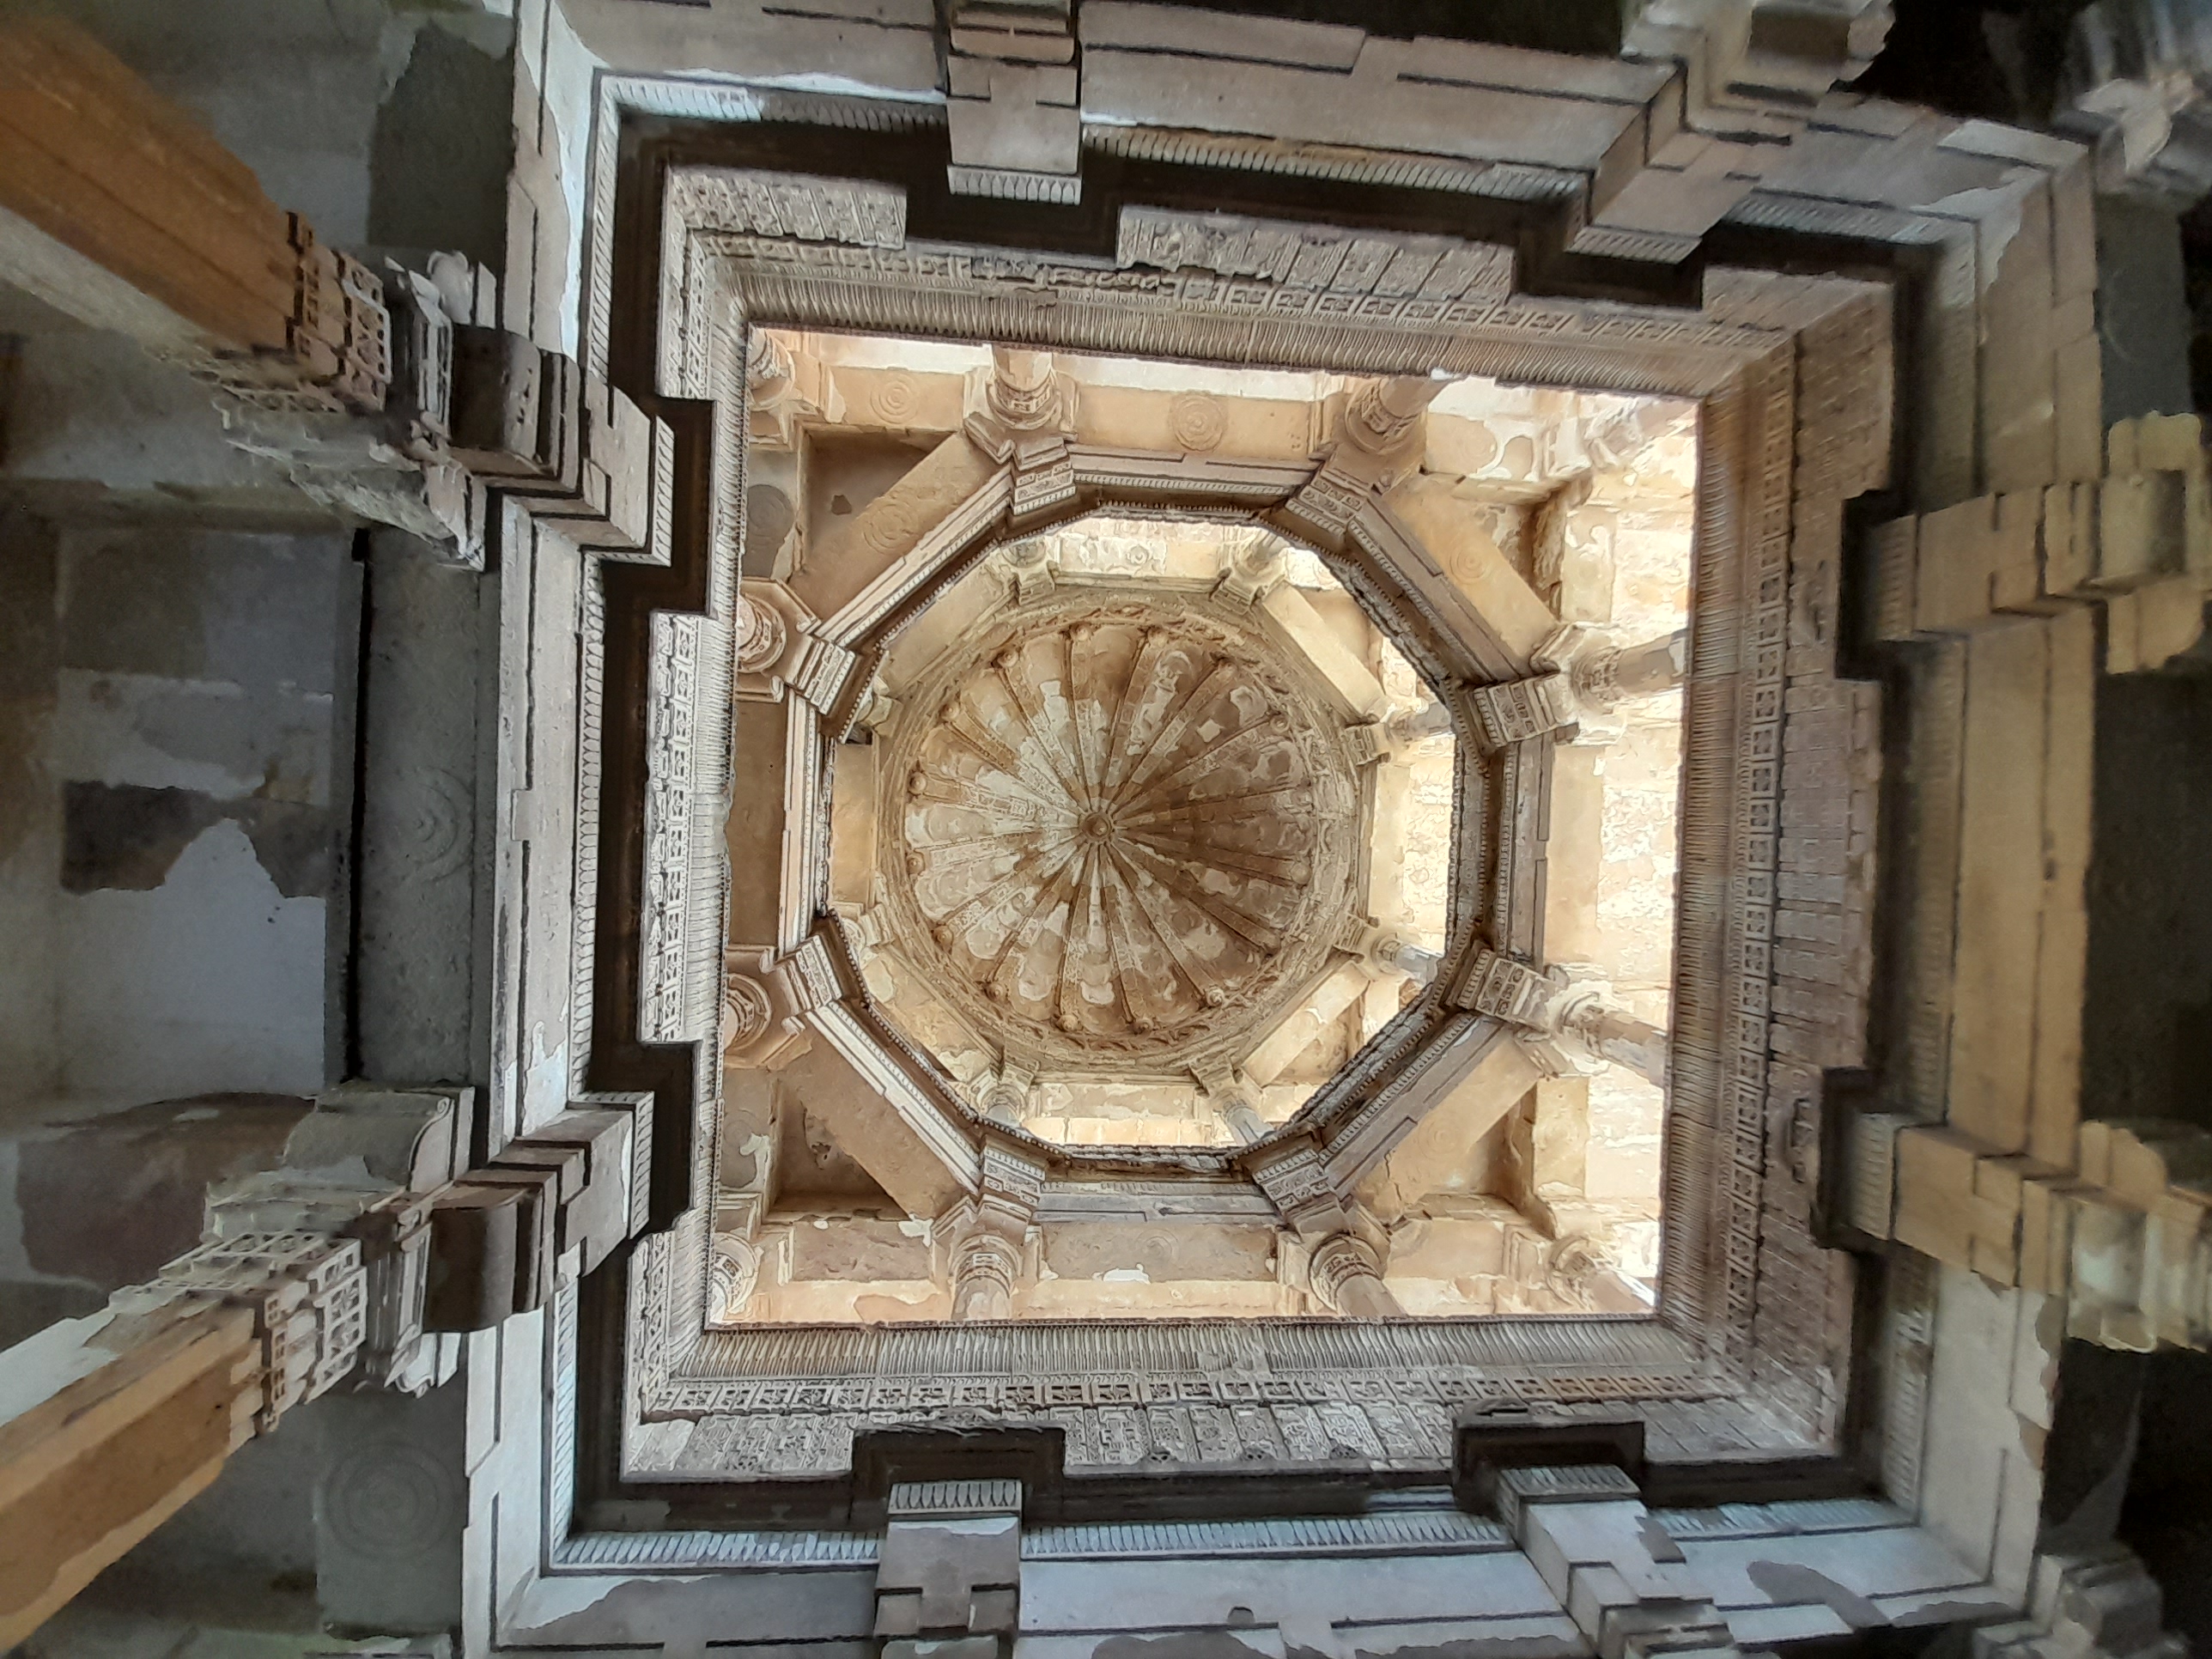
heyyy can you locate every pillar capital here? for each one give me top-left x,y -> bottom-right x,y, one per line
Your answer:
1213,530 -> 1288,606
1307,1229 -> 1402,1317
1342,374 -> 1452,459
1195,1064 -> 1267,1144
948,1230 -> 1024,1320
963,346 -> 1077,523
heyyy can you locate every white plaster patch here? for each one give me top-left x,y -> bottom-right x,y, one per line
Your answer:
58,818 -> 325,1100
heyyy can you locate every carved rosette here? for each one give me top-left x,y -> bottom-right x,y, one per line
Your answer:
877,595 -> 1360,1071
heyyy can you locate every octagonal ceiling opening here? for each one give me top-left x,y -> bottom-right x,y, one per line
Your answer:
840,511 -> 1454,1152
719,327 -> 1697,1325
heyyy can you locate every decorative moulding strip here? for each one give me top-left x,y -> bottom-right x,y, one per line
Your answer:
696,238 -> 1777,398
672,1304 -> 1703,1386
1024,1506 -> 1514,1559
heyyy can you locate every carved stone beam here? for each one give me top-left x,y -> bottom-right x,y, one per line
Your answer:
1607,0 -> 1893,259
1469,672 -> 1581,749
1307,1229 -> 1404,1317
1245,1133 -> 1352,1238
1863,1116 -> 2212,1350
0,1073 -> 659,1644
976,1134 -> 1048,1239
1489,1462 -> 1738,1657
2059,0 -> 2212,207
1978,1544 -> 2189,1659
877,1477 -> 1024,1647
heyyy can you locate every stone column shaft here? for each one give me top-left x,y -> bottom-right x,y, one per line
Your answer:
951,1231 -> 1022,1320
1309,1231 -> 1403,1317
1389,700 -> 1456,744
1572,628 -> 1688,711
988,344 -> 1057,426
1563,1000 -> 1670,1089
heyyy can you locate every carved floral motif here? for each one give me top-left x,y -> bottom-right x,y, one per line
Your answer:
879,594 -> 1359,1067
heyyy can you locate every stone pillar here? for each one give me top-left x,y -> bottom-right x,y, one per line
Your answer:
853,678 -> 900,735
1369,933 -> 1443,986
1559,996 -> 1672,1089
1344,375 -> 1450,455
747,327 -> 795,394
0,1234 -> 369,1650
734,590 -> 787,675
988,345 -> 1059,429
1001,535 -> 1055,601
1389,699 -> 1456,745
963,345 -> 1075,524
0,18 -> 389,415
941,1135 -> 1043,1319
980,1058 -> 1034,1127
1308,1231 -> 1403,1317
1214,532 -> 1287,606
950,1231 -> 1022,1321
1198,1066 -> 1268,1144
1452,951 -> 1671,1090
1570,628 -> 1688,710
1284,374 -> 1453,541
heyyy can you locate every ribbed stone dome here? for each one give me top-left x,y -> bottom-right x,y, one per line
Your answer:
887,599 -> 1359,1063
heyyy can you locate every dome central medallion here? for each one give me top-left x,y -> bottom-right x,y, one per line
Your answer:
879,593 -> 1361,1067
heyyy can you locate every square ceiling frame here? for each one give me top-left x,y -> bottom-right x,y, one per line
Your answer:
567,116 -> 1899,1520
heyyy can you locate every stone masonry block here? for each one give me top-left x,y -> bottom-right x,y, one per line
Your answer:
1894,1125 -> 2033,1282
